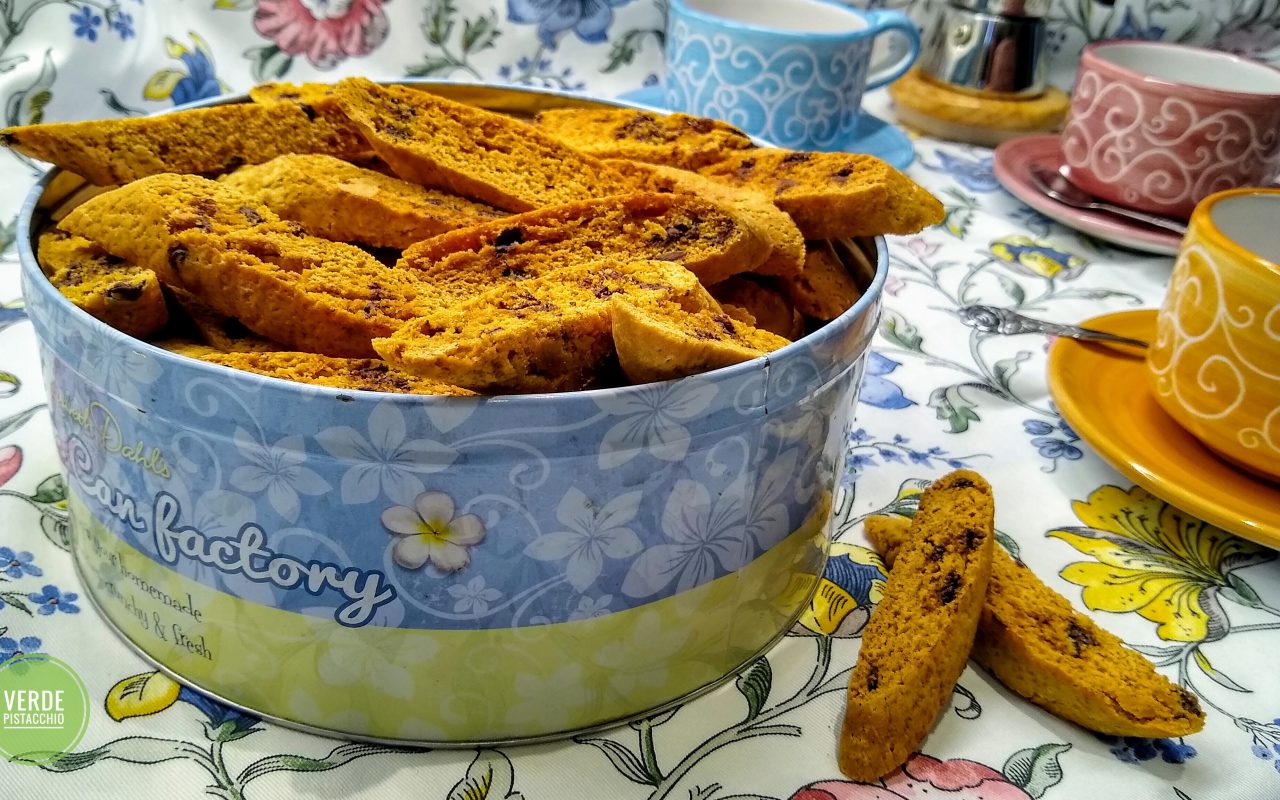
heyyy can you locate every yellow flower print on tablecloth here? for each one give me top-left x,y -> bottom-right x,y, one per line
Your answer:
990,234 -> 1087,280
1049,485 -> 1275,643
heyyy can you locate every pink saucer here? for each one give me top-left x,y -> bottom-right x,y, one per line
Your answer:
993,135 -> 1184,256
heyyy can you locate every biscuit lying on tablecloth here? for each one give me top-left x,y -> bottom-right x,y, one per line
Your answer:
864,514 -> 1205,738
839,470 -> 995,781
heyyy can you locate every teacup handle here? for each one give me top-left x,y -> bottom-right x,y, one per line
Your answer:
862,10 -> 921,91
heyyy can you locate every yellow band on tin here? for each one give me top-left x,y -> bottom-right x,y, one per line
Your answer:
72,491 -> 828,742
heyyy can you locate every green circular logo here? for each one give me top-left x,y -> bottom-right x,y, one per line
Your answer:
0,655 -> 90,764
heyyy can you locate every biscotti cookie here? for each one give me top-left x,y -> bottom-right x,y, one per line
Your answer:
609,159 -> 805,278
36,231 -> 168,338
839,469 -> 995,781
709,276 -> 804,339
166,287 -> 279,353
376,260 -> 716,393
611,295 -> 790,384
534,107 -> 755,170
781,242 -> 864,321
182,349 -> 475,396
334,78 -> 633,212
61,174 -> 443,356
400,192 -> 770,290
220,154 -> 506,248
0,101 -> 367,185
167,226 -> 439,358
864,515 -> 1205,738
699,149 -> 945,239
57,173 -> 288,282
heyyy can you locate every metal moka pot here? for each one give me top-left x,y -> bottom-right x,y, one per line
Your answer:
919,0 -> 1051,97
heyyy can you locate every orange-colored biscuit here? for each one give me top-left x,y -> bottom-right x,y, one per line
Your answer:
864,515 -> 1205,738
220,154 -> 505,248
611,295 -> 790,384
609,159 -> 804,278
399,192 -> 769,290
700,149 -> 944,239
333,78 -> 633,212
839,470 -> 995,781
0,101 -> 367,185
781,242 -> 864,321
535,107 -> 755,170
376,260 -> 717,393
709,276 -> 804,339
36,231 -> 168,338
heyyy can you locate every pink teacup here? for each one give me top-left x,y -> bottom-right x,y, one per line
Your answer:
1061,41 -> 1280,220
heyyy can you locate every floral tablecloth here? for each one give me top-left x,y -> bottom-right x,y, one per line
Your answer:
2,2 -> 1280,799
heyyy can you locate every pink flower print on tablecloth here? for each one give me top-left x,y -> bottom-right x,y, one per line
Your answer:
254,0 -> 390,69
792,754 -> 1033,800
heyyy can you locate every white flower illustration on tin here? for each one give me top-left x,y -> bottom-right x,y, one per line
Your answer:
744,448 -> 799,554
596,380 -> 718,468
524,488 -> 643,591
621,478 -> 749,598
382,491 -> 486,572
316,402 -> 458,506
447,576 -> 502,615
567,594 -> 612,621
229,428 -> 331,523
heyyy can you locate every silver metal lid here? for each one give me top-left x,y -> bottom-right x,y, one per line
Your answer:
919,3 -> 1048,97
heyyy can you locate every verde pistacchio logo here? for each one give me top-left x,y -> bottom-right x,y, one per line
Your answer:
0,654 -> 90,764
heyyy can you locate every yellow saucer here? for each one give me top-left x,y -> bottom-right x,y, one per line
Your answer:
1047,309 -> 1280,549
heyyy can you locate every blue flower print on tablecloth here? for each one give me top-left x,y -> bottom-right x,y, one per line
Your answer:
228,428 -> 330,523
596,380 -> 718,468
622,478 -> 749,598
28,584 -> 79,615
70,6 -> 103,41
0,546 -> 40,579
990,234 -> 1088,281
524,487 -> 643,592
1023,413 -> 1082,473
859,352 -> 914,410
253,0 -> 391,69
1099,734 -> 1196,765
507,0 -> 633,48
842,429 -> 982,484
383,490 -> 486,574
922,149 -> 1000,193
111,11 -> 134,40
145,34 -> 224,107
0,636 -> 41,670
1245,719 -> 1280,775
316,402 -> 458,505
1113,9 -> 1167,41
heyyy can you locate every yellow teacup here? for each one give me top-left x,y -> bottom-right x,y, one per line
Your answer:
1148,188 -> 1280,482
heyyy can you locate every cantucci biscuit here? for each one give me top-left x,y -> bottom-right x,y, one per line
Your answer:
59,175 -> 440,357
864,515 -> 1205,738
839,470 -> 995,781
700,149 -> 944,239
781,242 -> 863,321
180,348 -> 475,396
334,78 -> 632,212
534,107 -> 755,170
166,286 -> 278,353
609,159 -> 804,278
220,154 -> 505,248
36,231 -> 168,338
399,192 -> 769,290
709,276 -> 804,339
0,101 -> 367,185
610,295 -> 790,384
376,260 -> 717,393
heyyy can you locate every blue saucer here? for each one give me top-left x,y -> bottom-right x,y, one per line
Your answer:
616,85 -> 915,171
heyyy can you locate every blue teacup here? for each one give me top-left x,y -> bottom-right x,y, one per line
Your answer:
664,0 -> 920,150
